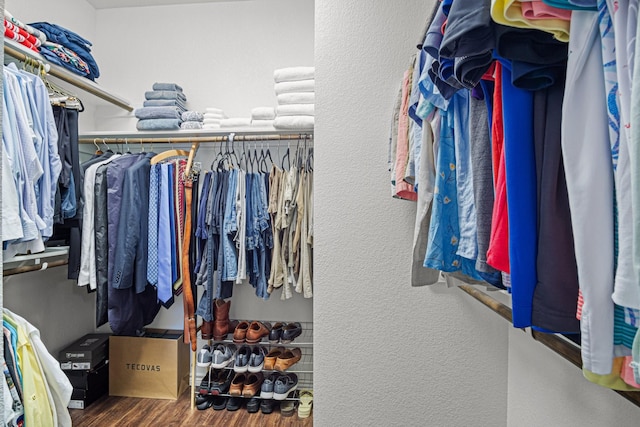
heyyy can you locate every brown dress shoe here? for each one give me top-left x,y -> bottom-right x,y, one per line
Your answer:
233,321 -> 251,343
246,321 -> 272,344
200,320 -> 214,340
213,299 -> 231,341
264,347 -> 285,371
273,348 -> 302,372
228,372 -> 247,396
242,372 -> 264,398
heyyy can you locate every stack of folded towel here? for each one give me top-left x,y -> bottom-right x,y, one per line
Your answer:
220,117 -> 252,128
181,111 -> 204,130
273,67 -> 315,130
250,107 -> 276,128
203,108 -> 227,129
136,83 -> 188,131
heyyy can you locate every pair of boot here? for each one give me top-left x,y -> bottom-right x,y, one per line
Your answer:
201,299 -> 232,341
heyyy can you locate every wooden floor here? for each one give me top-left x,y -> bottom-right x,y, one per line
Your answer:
70,389 -> 313,426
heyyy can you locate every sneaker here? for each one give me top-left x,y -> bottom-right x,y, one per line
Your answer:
210,369 -> 233,395
280,400 -> 295,417
260,372 -> 279,399
196,345 -> 212,368
211,343 -> 236,369
248,346 -> 267,373
212,395 -> 227,411
198,369 -> 213,395
261,398 -> 277,414
246,397 -> 261,413
234,345 -> 251,373
273,373 -> 298,401
226,396 -> 243,411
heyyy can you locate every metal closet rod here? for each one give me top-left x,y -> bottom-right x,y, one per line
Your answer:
458,285 -> 640,408
4,43 -> 134,112
78,133 -> 314,144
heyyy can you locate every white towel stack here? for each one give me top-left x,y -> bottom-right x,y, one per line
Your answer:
221,117 -> 252,128
203,107 -> 227,129
250,107 -> 276,128
273,67 -> 315,130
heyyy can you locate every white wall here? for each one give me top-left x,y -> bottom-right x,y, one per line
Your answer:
92,0 -> 315,131
314,1 -> 509,426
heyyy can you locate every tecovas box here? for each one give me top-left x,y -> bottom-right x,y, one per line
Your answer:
59,333 -> 110,371
108,329 -> 190,400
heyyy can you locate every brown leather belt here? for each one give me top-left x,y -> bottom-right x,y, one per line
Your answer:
182,179 -> 197,351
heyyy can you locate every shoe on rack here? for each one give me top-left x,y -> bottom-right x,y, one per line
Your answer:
229,372 -> 247,396
234,345 -> 252,373
201,319 -> 214,340
196,395 -> 215,410
246,397 -> 261,413
242,372 -> 264,398
196,345 -> 212,368
211,343 -> 236,369
274,348 -> 302,372
213,299 -> 232,341
233,320 -> 251,343
246,321 -> 272,344
281,322 -> 302,344
260,372 -> 279,399
212,395 -> 227,411
248,346 -> 267,373
198,368 -> 213,395
273,373 -> 298,401
297,389 -> 313,418
269,322 -> 285,344
210,369 -> 233,395
280,400 -> 295,417
195,394 -> 209,406
264,347 -> 285,371
261,398 -> 277,414
226,396 -> 243,412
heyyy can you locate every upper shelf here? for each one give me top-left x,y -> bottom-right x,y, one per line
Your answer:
4,39 -> 133,112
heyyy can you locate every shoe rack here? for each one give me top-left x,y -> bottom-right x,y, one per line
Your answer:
196,320 -> 313,402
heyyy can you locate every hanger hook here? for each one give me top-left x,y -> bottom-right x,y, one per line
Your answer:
93,139 -> 100,151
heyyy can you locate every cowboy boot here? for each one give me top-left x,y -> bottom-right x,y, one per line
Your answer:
213,298 -> 231,340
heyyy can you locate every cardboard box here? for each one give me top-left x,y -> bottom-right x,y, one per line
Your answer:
67,361 -> 109,410
108,329 -> 190,400
59,334 -> 110,371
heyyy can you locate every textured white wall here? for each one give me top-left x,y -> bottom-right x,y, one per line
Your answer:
314,1 -> 509,425
507,328 -> 640,426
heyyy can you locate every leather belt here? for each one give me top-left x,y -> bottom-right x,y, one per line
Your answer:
182,178 -> 197,351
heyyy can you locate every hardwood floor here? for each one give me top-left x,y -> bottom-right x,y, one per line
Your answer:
70,389 -> 313,426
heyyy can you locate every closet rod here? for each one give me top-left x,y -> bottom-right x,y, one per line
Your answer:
458,285 -> 640,408
3,259 -> 69,277
4,43 -> 134,112
78,133 -> 313,145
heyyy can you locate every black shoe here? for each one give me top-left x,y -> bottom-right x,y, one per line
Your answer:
212,395 -> 227,411
198,369 -> 212,395
269,322 -> 285,343
210,369 -> 233,395
246,397 -> 261,413
196,396 -> 214,410
281,322 -> 302,343
260,398 -> 277,414
226,396 -> 243,411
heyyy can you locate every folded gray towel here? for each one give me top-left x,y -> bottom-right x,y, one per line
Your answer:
143,99 -> 187,111
181,110 -> 204,122
180,121 -> 204,130
153,82 -> 183,92
145,90 -> 187,102
136,118 -> 181,131
135,106 -> 182,120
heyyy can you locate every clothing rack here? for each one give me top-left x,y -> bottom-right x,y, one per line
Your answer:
458,285 -> 640,408
3,39 -> 133,111
78,132 -> 314,145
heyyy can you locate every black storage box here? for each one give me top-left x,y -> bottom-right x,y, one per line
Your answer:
67,360 -> 109,409
59,333 -> 110,371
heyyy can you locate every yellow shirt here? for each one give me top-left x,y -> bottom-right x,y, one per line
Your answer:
583,357 -> 640,391
491,0 -> 570,42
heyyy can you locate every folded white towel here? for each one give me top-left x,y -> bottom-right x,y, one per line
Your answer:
203,124 -> 221,129
203,118 -> 222,124
221,118 -> 252,128
276,104 -> 315,117
274,116 -> 314,130
277,92 -> 315,105
274,79 -> 315,95
250,119 -> 275,128
251,107 -> 276,120
206,107 -> 224,114
204,113 -> 225,120
274,67 -> 315,83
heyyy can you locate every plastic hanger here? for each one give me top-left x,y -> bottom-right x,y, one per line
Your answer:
93,139 -> 103,155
